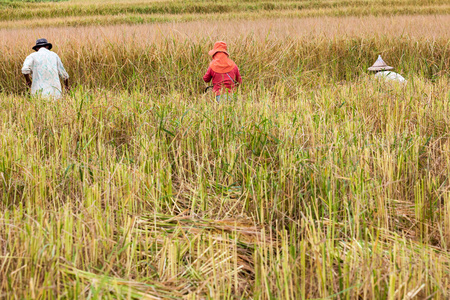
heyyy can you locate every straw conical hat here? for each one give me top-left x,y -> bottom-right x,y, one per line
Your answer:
368,55 -> 394,71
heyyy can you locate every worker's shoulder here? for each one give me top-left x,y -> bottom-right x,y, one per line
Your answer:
26,50 -> 55,58
25,51 -> 38,59
46,50 -> 62,59
35,49 -> 61,58
230,64 -> 240,73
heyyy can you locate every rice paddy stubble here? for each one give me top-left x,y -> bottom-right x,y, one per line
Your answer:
1,74 -> 450,297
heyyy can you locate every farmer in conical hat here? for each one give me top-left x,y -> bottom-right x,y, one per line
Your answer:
22,38 -> 70,99
203,41 -> 242,102
368,55 -> 406,83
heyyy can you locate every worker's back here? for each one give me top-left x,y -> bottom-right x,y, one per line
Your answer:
22,47 -> 68,98
374,71 -> 406,83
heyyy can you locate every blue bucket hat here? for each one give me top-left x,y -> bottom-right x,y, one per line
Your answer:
32,38 -> 53,51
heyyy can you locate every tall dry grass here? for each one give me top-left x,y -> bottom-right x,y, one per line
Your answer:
1,17 -> 449,94
3,16 -> 450,46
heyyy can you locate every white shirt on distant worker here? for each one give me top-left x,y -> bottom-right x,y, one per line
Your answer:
374,71 -> 407,83
21,47 -> 69,98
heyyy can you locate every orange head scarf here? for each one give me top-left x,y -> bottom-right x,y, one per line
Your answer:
208,41 -> 236,74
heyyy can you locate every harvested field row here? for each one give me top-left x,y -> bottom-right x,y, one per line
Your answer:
1,0 -> 450,28
3,15 -> 450,41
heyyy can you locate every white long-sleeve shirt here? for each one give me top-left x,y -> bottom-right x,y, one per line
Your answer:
374,71 -> 406,83
21,48 -> 69,98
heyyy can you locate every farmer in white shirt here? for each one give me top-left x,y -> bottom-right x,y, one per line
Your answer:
368,55 -> 406,83
22,38 -> 69,98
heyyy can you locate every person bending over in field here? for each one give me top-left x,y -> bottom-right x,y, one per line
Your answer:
203,41 -> 242,102
368,55 -> 406,83
22,38 -> 69,99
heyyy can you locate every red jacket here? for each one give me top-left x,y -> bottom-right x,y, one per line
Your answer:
203,65 -> 242,96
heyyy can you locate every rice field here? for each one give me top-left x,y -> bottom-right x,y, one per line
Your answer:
1,0 -> 450,28
1,1 -> 450,299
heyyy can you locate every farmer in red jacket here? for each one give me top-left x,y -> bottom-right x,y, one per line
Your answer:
203,41 -> 242,102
